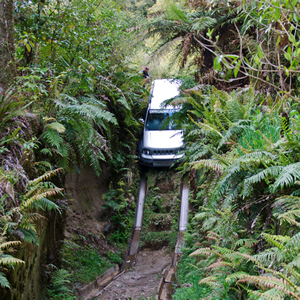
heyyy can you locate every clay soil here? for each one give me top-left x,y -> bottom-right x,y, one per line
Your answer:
95,247 -> 172,300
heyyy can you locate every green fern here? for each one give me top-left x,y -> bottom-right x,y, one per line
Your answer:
270,162 -> 300,193
0,237 -> 24,289
0,272 -> 10,289
49,269 -> 72,294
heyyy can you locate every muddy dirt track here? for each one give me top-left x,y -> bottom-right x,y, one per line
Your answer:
95,248 -> 172,300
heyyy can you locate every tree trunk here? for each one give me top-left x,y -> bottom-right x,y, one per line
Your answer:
0,0 -> 16,92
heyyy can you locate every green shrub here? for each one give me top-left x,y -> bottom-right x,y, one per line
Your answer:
140,231 -> 177,249
106,251 -> 123,265
61,241 -> 113,285
173,254 -> 211,300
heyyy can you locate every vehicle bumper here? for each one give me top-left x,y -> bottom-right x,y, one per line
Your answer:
139,153 -> 184,167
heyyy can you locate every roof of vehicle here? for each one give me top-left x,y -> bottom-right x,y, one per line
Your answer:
149,79 -> 181,110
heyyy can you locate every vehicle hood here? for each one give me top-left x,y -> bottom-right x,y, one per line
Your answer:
143,130 -> 184,149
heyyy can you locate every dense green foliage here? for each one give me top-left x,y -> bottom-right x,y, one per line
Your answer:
3,0 -> 300,298
140,1 -> 300,299
173,69 -> 300,298
0,0 -> 147,295
60,242 -> 113,285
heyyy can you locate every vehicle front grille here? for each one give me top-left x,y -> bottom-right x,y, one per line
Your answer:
142,148 -> 184,155
153,149 -> 175,155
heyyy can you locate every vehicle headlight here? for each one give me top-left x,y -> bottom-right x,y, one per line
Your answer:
142,148 -> 152,155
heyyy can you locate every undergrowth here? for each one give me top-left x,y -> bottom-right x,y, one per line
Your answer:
47,239 -> 118,298
173,233 -> 211,300
140,231 -> 177,249
61,241 -> 114,285
140,169 -> 181,250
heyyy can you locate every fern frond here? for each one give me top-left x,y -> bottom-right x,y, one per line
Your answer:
241,150 -> 277,161
191,159 -> 225,172
249,290 -> 284,300
282,263 -> 300,281
30,168 -> 63,185
233,252 -> 262,267
254,249 -> 278,266
23,187 -> 63,208
273,195 -> 300,212
34,198 -> 61,212
226,271 -> 249,282
271,162 -> 300,192
286,232 -> 300,252
243,166 -> 283,187
234,238 -> 258,250
0,240 -> 21,250
209,148 -> 234,166
45,122 -> 66,133
192,16 -> 216,33
198,121 -> 224,138
14,228 -> 39,245
0,272 -> 10,289
65,101 -> 117,125
202,217 -> 219,231
207,231 -> 220,239
42,128 -> 65,152
0,255 -> 25,266
21,212 -> 45,223
199,276 -> 220,288
218,120 -> 250,149
226,97 -> 246,122
238,275 -> 300,299
51,269 -> 71,286
262,233 -> 289,250
211,245 -> 235,256
117,97 -> 130,110
190,247 -> 212,257
205,261 -> 233,270
274,212 -> 300,226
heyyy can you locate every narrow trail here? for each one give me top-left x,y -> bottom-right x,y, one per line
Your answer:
83,170 -> 189,300
95,248 -> 172,299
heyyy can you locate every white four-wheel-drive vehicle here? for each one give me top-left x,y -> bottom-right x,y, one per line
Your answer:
138,79 -> 185,167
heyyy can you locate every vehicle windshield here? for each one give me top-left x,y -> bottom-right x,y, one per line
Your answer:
146,111 -> 176,130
